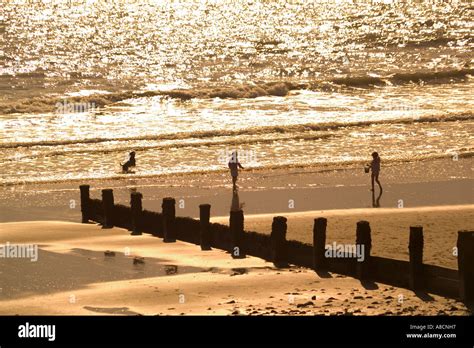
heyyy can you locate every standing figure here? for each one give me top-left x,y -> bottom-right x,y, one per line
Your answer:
228,151 -> 244,191
369,151 -> 382,193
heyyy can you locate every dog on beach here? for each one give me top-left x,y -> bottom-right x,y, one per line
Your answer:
121,151 -> 136,173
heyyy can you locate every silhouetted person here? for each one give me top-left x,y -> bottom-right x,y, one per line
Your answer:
368,151 -> 382,193
121,151 -> 136,173
228,151 -> 244,191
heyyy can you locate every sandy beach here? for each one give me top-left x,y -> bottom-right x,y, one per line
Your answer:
1,157 -> 472,219
1,157 -> 472,269
2,2 -> 474,343
0,221 -> 470,316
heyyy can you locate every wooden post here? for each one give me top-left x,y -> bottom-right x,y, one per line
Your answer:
457,230 -> 474,303
271,216 -> 288,266
356,221 -> 371,280
155,213 -> 164,238
313,217 -> 327,271
79,185 -> 90,223
130,192 -> 143,235
408,225 -> 424,290
162,197 -> 176,242
199,204 -> 212,250
229,210 -> 244,258
101,189 -> 114,228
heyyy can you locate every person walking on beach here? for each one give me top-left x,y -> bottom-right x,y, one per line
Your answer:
368,151 -> 382,193
228,151 -> 244,191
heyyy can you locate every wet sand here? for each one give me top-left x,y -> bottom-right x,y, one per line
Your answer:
0,157 -> 472,221
0,221 -> 469,316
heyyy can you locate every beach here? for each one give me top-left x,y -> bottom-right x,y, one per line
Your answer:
1,157 -> 472,219
0,221 -> 469,316
0,0 -> 473,321
0,157 -> 472,271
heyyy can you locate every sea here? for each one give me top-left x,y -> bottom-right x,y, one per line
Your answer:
0,0 -> 473,185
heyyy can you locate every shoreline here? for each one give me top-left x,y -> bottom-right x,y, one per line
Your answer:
1,152 -> 472,188
0,157 -> 471,223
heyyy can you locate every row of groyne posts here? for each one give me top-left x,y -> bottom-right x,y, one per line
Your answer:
80,185 -> 474,304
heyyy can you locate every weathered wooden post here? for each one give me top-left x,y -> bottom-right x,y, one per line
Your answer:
101,189 -> 114,228
356,221 -> 371,280
271,216 -> 288,266
229,210 -> 244,258
154,213 -> 164,238
313,217 -> 327,271
408,225 -> 424,290
457,230 -> 474,303
199,204 -> 212,250
79,184 -> 90,223
162,197 -> 176,242
130,192 -> 143,235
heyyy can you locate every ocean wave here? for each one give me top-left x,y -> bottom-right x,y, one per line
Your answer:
325,68 -> 474,87
380,35 -> 474,49
3,133 -> 335,160
1,112 -> 472,150
1,68 -> 473,115
0,81 -> 304,115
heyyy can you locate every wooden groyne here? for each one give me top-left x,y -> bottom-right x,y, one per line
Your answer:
79,185 -> 473,304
